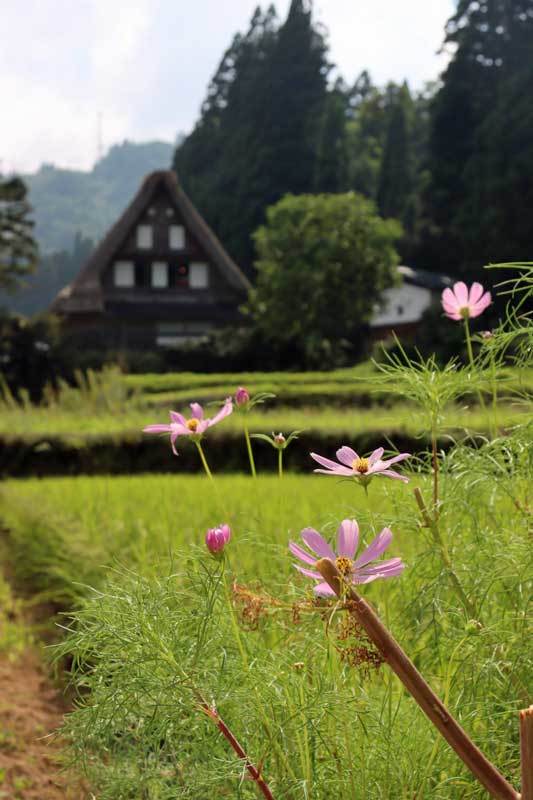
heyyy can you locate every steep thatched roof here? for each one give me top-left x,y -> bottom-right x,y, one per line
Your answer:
52,171 -> 251,313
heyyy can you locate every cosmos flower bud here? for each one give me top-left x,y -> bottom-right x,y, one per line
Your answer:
235,387 -> 250,406
205,524 -> 232,555
481,330 -> 494,340
273,432 -> 286,447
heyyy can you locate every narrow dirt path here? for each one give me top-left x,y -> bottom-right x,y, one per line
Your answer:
0,648 -> 84,799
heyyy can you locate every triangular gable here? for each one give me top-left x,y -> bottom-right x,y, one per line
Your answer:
52,171 -> 251,313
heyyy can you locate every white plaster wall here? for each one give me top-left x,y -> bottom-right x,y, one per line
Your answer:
370,284 -> 432,327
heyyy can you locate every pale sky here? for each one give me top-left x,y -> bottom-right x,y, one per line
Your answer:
1,0 -> 454,175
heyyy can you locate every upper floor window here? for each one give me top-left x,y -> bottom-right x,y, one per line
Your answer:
113,260 -> 135,288
169,224 -> 185,250
190,262 -> 209,289
137,224 -> 153,249
151,261 -> 168,288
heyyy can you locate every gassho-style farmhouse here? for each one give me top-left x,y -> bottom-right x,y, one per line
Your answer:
52,170 -> 450,348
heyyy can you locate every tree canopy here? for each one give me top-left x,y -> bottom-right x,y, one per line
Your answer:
0,177 -> 38,291
248,192 -> 401,365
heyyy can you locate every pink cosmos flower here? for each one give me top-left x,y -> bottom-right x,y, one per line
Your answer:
143,398 -> 233,455
235,387 -> 250,406
311,447 -> 410,484
441,281 -> 491,321
206,524 -> 231,554
289,519 -> 405,596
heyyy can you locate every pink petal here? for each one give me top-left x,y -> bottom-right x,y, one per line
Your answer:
313,582 -> 336,597
289,541 -> 317,565
441,287 -> 459,311
378,469 -> 409,482
352,573 -> 383,584
374,453 -> 410,470
313,466 -> 356,477
170,411 -> 187,426
442,301 -> 457,315
368,447 -> 384,466
190,403 -> 204,420
143,424 -> 171,433
468,282 -> 485,305
196,420 -> 210,434
336,519 -> 359,558
444,310 -> 462,321
294,564 -> 322,579
453,281 -> 469,306
207,398 -> 233,427
171,432 -> 179,456
469,292 -> 491,318
357,557 -> 404,576
355,562 -> 405,582
353,527 -> 393,569
311,453 -> 354,476
300,528 -> 336,560
311,452 -> 343,470
336,446 -> 358,467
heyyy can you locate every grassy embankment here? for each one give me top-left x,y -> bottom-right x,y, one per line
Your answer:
0,364 -> 531,477
0,463 -> 530,798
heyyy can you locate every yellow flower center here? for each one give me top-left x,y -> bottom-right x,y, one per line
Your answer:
187,418 -> 199,432
335,556 -> 353,576
352,457 -> 369,474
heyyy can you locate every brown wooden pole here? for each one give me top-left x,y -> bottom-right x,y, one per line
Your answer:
520,706 -> 533,800
315,557 -> 519,800
200,700 -> 275,800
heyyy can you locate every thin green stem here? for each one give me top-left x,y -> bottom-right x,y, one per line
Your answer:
464,317 -> 475,368
243,420 -> 257,478
195,440 -> 213,480
464,317 -> 487,418
430,418 -> 439,520
490,347 -> 499,438
222,567 -> 298,783
413,487 -> 478,620
278,448 -> 283,479
363,482 -> 376,532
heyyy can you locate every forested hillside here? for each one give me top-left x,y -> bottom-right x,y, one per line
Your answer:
25,139 -> 174,254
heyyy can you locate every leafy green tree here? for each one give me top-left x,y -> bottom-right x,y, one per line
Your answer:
248,193 -> 401,365
0,177 -> 38,291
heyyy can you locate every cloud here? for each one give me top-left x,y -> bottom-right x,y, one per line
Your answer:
0,0 -> 452,174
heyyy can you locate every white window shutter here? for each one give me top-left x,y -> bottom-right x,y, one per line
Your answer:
151,261 -> 169,288
113,261 -> 135,287
189,262 -> 209,289
137,225 -> 153,249
169,225 -> 185,249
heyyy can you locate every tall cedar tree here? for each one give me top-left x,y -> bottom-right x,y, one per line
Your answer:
174,1 -> 329,273
377,83 -> 415,228
426,0 -> 533,277
0,177 -> 38,291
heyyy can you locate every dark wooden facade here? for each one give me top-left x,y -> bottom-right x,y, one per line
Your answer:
51,171 -> 251,349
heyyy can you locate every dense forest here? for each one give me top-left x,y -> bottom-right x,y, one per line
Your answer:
175,0 -> 533,281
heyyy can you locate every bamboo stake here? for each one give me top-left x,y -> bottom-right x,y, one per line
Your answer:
315,557 -> 519,800
200,699 -> 275,800
520,706 -> 533,800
